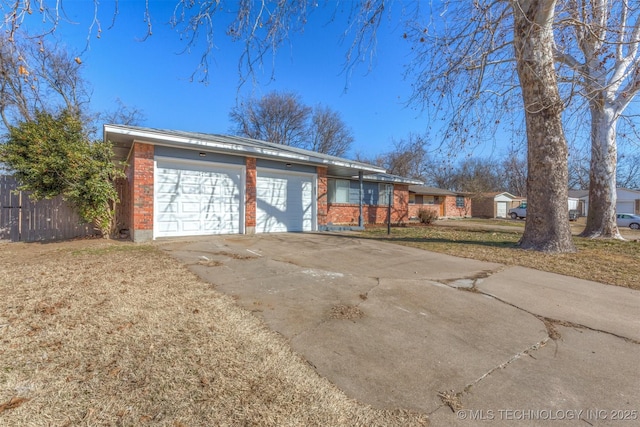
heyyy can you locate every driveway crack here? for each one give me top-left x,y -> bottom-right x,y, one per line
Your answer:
431,337 -> 551,415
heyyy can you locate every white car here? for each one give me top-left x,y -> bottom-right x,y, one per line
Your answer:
616,213 -> 640,230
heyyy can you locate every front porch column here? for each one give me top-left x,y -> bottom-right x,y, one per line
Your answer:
317,166 -> 328,227
129,142 -> 154,242
245,157 -> 257,234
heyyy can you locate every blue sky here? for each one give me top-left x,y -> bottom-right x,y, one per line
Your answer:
31,1 -> 438,160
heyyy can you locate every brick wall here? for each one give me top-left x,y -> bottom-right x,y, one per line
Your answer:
129,142 -> 154,241
408,204 -> 440,219
245,157 -> 257,232
471,196 -> 495,218
327,184 -> 410,225
443,195 -> 471,217
408,195 -> 472,219
317,167 -> 328,226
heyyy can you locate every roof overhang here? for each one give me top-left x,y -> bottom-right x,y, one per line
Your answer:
409,185 -> 457,196
361,173 -> 423,185
104,124 -> 386,178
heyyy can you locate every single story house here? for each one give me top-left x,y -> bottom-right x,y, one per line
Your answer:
105,125 -> 422,242
471,192 -> 525,218
407,185 -> 471,219
570,188 -> 640,216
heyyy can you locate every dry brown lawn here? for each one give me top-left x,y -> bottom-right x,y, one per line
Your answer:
362,219 -> 640,291
0,240 -> 428,426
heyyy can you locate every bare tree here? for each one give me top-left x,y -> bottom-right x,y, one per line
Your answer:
567,144 -> 590,190
308,106 -> 354,157
617,152 -> 640,190
0,34 -> 88,132
501,146 -> 527,196
553,2 -> 640,239
96,98 -> 146,128
379,134 -> 429,181
511,0 -> 575,252
230,91 -> 310,147
446,158 -> 502,193
229,91 -> 353,156
408,1 -> 574,252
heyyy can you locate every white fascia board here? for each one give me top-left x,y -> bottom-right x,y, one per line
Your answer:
104,125 -> 383,173
359,174 -> 423,185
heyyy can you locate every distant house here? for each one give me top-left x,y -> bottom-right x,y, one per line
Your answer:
471,192 -> 525,218
570,188 -> 640,216
408,185 -> 471,219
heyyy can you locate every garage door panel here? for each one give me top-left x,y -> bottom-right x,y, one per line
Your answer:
618,202 -> 633,214
156,220 -> 179,233
155,159 -> 243,238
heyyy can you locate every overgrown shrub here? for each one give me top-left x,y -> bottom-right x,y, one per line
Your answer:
418,209 -> 438,224
0,109 -> 123,237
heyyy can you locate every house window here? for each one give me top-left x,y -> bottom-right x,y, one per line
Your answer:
409,194 -> 415,205
328,179 -> 350,203
379,183 -> 393,206
424,196 -> 435,205
456,196 -> 465,208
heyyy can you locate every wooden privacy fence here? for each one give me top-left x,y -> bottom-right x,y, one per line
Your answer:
0,175 -> 97,242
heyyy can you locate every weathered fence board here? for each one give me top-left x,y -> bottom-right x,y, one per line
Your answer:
0,175 -> 97,242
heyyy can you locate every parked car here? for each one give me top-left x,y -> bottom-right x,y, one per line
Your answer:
568,209 -> 580,221
616,213 -> 640,230
509,202 -> 527,219
509,202 -> 581,221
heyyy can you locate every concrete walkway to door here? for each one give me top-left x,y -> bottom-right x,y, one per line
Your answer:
159,233 -> 640,426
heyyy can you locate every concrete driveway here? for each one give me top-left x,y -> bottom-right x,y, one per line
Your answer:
159,233 -> 640,426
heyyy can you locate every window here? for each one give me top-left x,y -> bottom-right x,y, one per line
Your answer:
424,196 -> 435,205
409,194 -> 416,205
328,179 -> 350,203
456,196 -> 465,208
379,184 -> 393,206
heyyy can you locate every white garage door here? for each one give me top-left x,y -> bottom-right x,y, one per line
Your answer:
617,201 -> 634,214
256,169 -> 315,233
496,202 -> 507,218
155,158 -> 243,238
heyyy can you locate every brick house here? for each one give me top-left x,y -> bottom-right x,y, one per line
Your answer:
105,125 -> 422,242
408,185 -> 471,219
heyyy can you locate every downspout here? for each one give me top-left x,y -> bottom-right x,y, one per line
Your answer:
359,171 -> 364,227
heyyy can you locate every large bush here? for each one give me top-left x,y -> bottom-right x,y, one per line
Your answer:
0,110 -> 123,236
417,209 -> 438,225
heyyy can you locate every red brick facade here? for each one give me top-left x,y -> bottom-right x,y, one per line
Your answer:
317,167 -> 328,227
326,184 -> 410,225
127,142 -> 154,241
408,195 -> 471,219
443,195 -> 471,217
245,157 -> 257,231
408,203 -> 441,219
118,144 -> 420,239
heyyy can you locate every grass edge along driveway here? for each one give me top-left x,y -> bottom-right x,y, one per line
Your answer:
360,221 -> 640,291
0,241 -> 428,426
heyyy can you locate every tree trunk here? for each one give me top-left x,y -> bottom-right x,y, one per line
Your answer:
580,99 -> 623,239
511,0 -> 576,253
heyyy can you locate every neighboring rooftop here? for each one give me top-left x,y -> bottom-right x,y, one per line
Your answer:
409,185 -> 458,196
